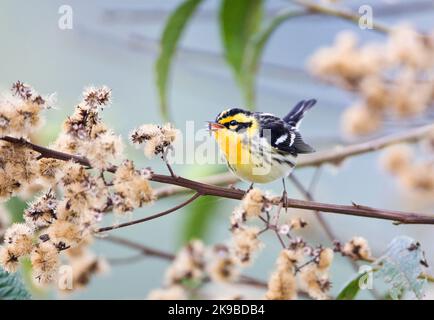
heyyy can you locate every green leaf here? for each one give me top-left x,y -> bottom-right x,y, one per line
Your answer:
0,267 -> 31,300
5,197 -> 26,223
219,0 -> 263,104
179,165 -> 227,245
242,9 -> 304,106
180,195 -> 220,244
336,272 -> 368,300
374,236 -> 427,300
155,0 -> 203,120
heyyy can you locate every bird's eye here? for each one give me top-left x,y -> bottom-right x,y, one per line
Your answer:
229,120 -> 237,126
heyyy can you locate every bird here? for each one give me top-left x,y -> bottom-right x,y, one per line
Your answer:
208,99 -> 317,203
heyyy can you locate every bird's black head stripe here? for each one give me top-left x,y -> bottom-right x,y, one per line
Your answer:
216,108 -> 251,122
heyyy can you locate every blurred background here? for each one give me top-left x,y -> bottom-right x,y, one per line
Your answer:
0,0 -> 433,299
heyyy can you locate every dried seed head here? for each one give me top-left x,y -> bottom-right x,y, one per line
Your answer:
46,220 -> 82,250
24,190 -> 58,229
381,145 -> 413,175
316,248 -> 334,270
3,223 -> 34,256
232,227 -> 262,266
342,103 -> 382,136
289,217 -> 308,230
242,188 -> 265,219
299,264 -> 331,300
82,86 -> 112,108
130,123 -> 179,158
165,240 -> 206,285
342,236 -> 371,261
266,250 -> 298,300
208,245 -> 239,283
68,253 -> 109,290
265,269 -> 297,300
112,160 -> 154,213
30,242 -> 60,284
0,245 -> 20,273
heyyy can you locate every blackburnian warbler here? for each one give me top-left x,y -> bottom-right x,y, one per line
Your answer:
209,99 -> 317,199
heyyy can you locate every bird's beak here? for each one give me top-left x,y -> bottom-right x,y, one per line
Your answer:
206,121 -> 225,131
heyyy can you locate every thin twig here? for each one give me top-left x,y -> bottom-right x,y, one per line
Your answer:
308,167 -> 322,194
161,153 -> 177,178
107,254 -> 146,265
291,0 -> 391,33
95,192 -> 201,233
289,174 -> 335,242
275,231 -> 287,249
102,235 -> 175,260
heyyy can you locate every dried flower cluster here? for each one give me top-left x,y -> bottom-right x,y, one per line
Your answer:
266,240 -> 334,300
66,251 -> 108,290
148,228 -> 261,299
230,189 -> 269,264
0,81 -> 53,137
150,186 -> 336,300
0,83 -> 174,290
55,86 -> 123,170
150,238 -> 246,299
130,123 -> 179,159
381,144 -> 434,196
231,189 -> 271,226
231,227 -> 262,266
334,236 -> 372,261
112,160 -> 154,213
150,192 -> 272,300
309,26 -> 434,136
0,85 -> 50,200
265,249 -> 298,300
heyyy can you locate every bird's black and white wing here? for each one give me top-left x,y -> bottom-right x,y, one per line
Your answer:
257,117 -> 315,156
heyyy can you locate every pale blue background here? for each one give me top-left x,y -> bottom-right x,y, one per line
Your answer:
0,0 -> 433,299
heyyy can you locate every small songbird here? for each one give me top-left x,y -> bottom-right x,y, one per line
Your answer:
208,99 -> 317,200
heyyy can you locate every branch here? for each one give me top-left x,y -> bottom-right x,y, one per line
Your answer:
0,136 -> 93,167
149,173 -> 434,224
297,124 -> 434,168
3,123 -> 432,190
2,129 -> 434,225
291,0 -> 391,33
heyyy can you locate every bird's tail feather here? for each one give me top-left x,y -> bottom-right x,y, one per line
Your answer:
283,99 -> 317,128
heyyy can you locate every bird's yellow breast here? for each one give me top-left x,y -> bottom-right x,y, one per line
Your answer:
213,129 -> 245,165
213,113 -> 259,165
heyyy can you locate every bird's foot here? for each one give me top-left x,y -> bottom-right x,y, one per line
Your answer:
280,190 -> 288,212
229,184 -> 244,192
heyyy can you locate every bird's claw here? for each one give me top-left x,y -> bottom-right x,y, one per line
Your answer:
280,190 -> 288,212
